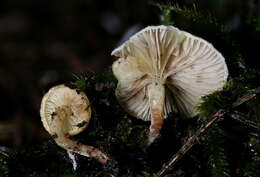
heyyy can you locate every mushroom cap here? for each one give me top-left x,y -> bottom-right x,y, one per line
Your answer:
112,25 -> 228,121
40,84 -> 91,136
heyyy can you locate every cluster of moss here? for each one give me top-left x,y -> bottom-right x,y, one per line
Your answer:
155,1 -> 260,177
0,155 -> 8,176
1,70 -> 184,176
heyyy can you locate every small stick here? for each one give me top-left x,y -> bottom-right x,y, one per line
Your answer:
0,150 -> 9,157
158,86 -> 260,176
232,86 -> 260,108
158,109 -> 225,175
228,111 -> 260,134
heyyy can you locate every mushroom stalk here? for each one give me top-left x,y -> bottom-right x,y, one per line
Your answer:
51,115 -> 109,164
40,84 -> 109,164
111,25 -> 228,145
147,83 -> 165,144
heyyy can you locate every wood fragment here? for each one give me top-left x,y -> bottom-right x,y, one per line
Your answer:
232,86 -> 260,108
158,109 -> 225,175
0,150 -> 9,157
158,86 -> 260,176
228,111 -> 260,136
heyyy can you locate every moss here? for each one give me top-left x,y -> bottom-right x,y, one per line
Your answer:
197,68 -> 260,119
73,74 -> 86,91
242,137 -> 260,177
246,6 -> 260,31
152,2 -> 223,31
5,62 -> 260,177
0,155 -> 9,177
159,8 -> 172,26
3,1 -> 260,176
203,127 -> 230,177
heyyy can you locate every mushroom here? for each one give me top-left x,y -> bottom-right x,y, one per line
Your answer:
40,84 -> 108,164
111,25 -> 228,144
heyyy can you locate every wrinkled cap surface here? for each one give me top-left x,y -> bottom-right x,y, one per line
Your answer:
40,84 -> 91,136
112,25 -> 228,121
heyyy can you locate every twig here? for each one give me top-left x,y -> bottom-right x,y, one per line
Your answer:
232,86 -> 260,108
158,86 -> 260,176
0,150 -> 9,157
249,132 -> 260,138
228,111 -> 260,135
158,109 -> 225,175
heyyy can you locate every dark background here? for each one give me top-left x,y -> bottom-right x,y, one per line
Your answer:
0,0 -> 259,162
0,0 -> 158,146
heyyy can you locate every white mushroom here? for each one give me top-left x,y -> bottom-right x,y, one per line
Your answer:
111,25 -> 228,144
40,84 -> 108,164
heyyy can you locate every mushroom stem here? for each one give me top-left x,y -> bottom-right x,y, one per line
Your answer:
50,116 -> 109,164
147,83 -> 165,145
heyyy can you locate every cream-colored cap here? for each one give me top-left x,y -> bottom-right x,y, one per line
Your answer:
112,25 -> 228,144
112,25 -> 228,121
40,84 -> 91,136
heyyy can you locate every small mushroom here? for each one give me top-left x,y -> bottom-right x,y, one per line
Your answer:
111,25 -> 228,144
40,84 -> 108,164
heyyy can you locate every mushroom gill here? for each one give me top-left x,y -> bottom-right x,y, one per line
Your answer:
112,25 -> 228,144
40,84 -> 109,164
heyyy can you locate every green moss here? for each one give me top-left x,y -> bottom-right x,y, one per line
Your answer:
4,1 -> 260,176
152,2 -> 223,30
0,156 -> 9,177
246,6 -> 260,31
242,138 -> 260,177
197,67 -> 260,120
95,68 -> 117,83
159,8 -> 172,26
204,127 -> 230,177
73,74 -> 86,91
